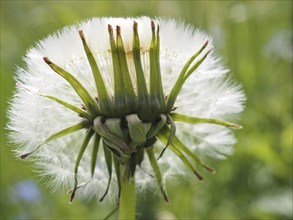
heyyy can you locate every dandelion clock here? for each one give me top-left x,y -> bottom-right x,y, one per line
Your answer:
8,17 -> 245,219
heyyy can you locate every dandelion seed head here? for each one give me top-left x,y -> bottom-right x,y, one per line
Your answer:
7,17 -> 245,201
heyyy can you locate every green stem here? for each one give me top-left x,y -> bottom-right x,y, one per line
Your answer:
118,162 -> 136,220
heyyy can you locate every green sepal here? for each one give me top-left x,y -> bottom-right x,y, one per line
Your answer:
20,121 -> 89,159
166,41 -> 209,111
116,26 -> 137,114
171,113 -> 242,129
99,143 -> 113,202
143,137 -> 157,148
93,116 -> 134,156
103,139 -> 127,158
133,21 -> 149,119
45,121 -> 89,144
184,50 -> 211,81
126,146 -> 144,178
136,146 -> 144,167
103,117 -> 132,157
147,147 -> 169,203
149,21 -> 164,116
155,24 -> 164,109
91,133 -> 101,177
108,25 -> 125,113
41,94 -> 91,119
157,115 -> 176,160
67,179 -> 91,197
147,114 -> 167,139
126,114 -> 152,145
43,57 -> 99,115
104,117 -> 126,140
113,157 -> 121,204
129,152 -> 138,178
163,126 -> 215,173
157,128 -> 203,180
79,30 -> 113,114
70,128 -> 94,203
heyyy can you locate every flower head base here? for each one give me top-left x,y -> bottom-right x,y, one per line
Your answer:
8,17 -> 245,205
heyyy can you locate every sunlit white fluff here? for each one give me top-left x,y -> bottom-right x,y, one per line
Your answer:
7,17 -> 245,200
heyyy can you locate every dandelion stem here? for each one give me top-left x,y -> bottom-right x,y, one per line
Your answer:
118,161 -> 136,220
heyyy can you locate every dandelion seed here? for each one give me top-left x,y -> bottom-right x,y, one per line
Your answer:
7,17 -> 245,219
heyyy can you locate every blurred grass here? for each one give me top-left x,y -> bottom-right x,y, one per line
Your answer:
1,1 -> 292,219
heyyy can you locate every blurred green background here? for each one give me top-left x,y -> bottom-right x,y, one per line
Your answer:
1,1 -> 292,219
